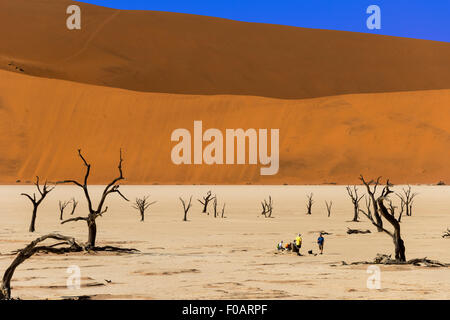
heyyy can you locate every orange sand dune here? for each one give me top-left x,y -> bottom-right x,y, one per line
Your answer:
0,0 -> 449,99
1,70 -> 450,185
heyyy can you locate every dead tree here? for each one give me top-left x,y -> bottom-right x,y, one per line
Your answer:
261,196 -> 273,218
21,176 -> 55,232
306,193 -> 314,215
70,198 -> 78,215
442,228 -> 450,238
360,175 -> 383,232
180,196 -> 193,221
325,201 -> 333,217
396,186 -> 417,217
0,232 -> 137,301
58,149 -> 129,248
346,186 -> 363,221
132,196 -> 156,222
198,191 -> 215,214
212,198 -> 226,218
213,198 -> 217,218
396,197 -> 406,222
58,200 -> 70,220
0,234 -> 83,300
347,228 -> 371,234
360,180 -> 406,262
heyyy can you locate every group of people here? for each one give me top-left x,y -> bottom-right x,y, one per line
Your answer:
277,233 -> 325,255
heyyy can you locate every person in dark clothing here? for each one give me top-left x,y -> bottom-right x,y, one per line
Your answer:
317,233 -> 325,254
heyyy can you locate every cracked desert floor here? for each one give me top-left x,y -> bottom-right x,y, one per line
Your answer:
0,185 -> 448,299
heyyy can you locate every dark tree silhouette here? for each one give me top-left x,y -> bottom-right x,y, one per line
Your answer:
198,191 -> 215,214
325,200 -> 333,217
0,233 -> 137,300
21,176 -> 55,232
346,186 -> 363,221
347,228 -> 371,234
0,234 -> 82,300
306,193 -> 314,215
396,186 -> 418,217
360,180 -> 406,262
180,196 -> 193,221
221,203 -> 226,218
261,196 -> 273,218
70,198 -> 78,215
213,198 -> 218,218
443,228 -> 450,238
398,198 -> 406,222
132,196 -> 156,221
212,198 -> 226,218
360,175 -> 383,232
58,149 -> 129,248
58,200 -> 70,220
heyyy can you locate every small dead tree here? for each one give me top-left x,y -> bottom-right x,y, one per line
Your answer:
361,180 -> 406,262
59,149 -> 129,248
212,198 -> 227,218
442,228 -> 450,238
325,200 -> 333,217
213,198 -> 217,218
396,197 -> 406,222
21,176 -> 55,232
198,191 -> 215,214
306,193 -> 314,215
180,196 -> 193,221
70,198 -> 78,215
396,186 -> 418,217
0,234 -> 83,300
360,175 -> 383,232
58,200 -> 70,220
261,196 -> 273,218
346,186 -> 363,221
132,196 -> 156,222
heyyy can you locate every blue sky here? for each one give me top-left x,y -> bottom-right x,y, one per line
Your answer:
75,0 -> 449,42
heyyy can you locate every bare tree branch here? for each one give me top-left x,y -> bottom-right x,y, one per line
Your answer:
21,176 -> 54,232
59,149 -> 129,247
180,196 -> 193,221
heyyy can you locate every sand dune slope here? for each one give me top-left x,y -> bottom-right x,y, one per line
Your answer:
0,0 -> 449,99
1,70 -> 450,185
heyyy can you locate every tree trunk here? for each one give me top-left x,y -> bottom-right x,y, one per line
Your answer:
87,218 -> 97,248
352,205 -> 358,221
377,198 -> 406,262
394,230 -> 406,262
374,212 -> 383,232
29,206 -> 37,232
370,195 -> 383,232
1,234 -> 82,300
140,210 -> 144,222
